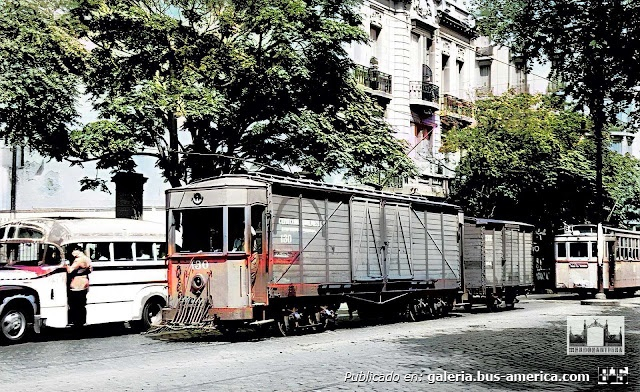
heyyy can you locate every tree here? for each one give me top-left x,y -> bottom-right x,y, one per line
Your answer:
443,94 -> 640,233
471,0 -> 640,223
0,0 -> 85,159
69,0 -> 416,188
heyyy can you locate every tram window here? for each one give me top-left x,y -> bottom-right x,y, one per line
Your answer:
17,227 -> 43,239
251,205 -> 265,254
229,207 -> 246,252
113,242 -> 134,260
569,243 -> 588,258
0,227 -> 5,240
135,243 -> 153,261
556,243 -> 566,258
176,208 -> 223,253
7,227 -> 15,239
591,243 -> 597,258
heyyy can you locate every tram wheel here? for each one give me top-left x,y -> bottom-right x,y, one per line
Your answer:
276,315 -> 291,337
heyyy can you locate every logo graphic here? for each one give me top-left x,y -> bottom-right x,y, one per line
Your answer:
191,192 -> 203,205
598,367 -> 629,385
567,316 -> 624,355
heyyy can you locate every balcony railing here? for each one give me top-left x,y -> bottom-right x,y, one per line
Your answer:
442,94 -> 475,119
410,81 -> 439,103
476,46 -> 494,57
355,64 -> 392,94
475,86 -> 493,98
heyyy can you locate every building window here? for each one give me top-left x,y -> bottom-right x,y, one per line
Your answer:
479,64 -> 491,87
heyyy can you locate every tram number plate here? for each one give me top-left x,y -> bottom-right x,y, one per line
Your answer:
569,262 -> 588,268
190,260 -> 210,270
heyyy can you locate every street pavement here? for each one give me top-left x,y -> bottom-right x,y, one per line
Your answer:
0,295 -> 638,391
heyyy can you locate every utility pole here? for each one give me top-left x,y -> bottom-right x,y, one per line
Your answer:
10,145 -> 17,218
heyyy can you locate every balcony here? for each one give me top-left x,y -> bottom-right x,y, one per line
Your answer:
441,94 -> 475,125
475,86 -> 494,99
355,64 -> 393,100
410,81 -> 440,111
475,45 -> 494,59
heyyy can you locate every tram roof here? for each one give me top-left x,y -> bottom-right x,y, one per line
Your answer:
170,173 -> 462,211
0,217 -> 164,245
465,217 -> 534,230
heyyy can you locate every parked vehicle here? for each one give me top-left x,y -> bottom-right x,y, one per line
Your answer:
149,173 -> 532,339
0,218 -> 167,343
555,224 -> 640,297
461,218 -> 535,309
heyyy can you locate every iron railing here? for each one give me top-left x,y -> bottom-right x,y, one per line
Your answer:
442,94 -> 475,119
355,64 -> 392,94
410,81 -> 440,103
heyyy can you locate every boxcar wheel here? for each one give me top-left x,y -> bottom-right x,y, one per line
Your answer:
1,306 -> 31,344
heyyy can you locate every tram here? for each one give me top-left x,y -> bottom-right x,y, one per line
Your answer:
149,173 -> 464,338
555,224 -> 640,297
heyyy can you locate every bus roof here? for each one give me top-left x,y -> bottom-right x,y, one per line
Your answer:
0,218 -> 164,246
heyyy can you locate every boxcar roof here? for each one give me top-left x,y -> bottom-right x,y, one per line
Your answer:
170,173 -> 462,211
466,217 -> 534,230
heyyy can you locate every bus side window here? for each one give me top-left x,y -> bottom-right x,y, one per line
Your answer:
113,242 -> 133,261
86,242 -> 111,261
135,243 -> 153,261
154,243 -> 167,260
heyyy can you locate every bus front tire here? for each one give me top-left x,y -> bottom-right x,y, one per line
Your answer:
140,298 -> 165,331
0,305 -> 31,344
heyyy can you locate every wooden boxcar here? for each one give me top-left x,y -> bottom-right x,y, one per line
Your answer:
462,218 -> 535,308
150,173 -> 464,337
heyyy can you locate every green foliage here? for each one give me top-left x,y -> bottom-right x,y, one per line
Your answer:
0,0 -> 85,159
472,0 -> 640,121
70,0 -> 415,188
445,94 -> 640,232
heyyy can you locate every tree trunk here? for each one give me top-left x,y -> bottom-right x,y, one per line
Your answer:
167,112 -> 182,188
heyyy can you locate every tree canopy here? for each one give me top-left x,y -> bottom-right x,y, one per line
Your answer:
66,0 -> 416,188
0,0 -> 85,159
472,0 -> 640,222
443,94 -> 640,232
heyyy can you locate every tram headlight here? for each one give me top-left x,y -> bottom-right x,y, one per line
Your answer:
191,274 -> 206,295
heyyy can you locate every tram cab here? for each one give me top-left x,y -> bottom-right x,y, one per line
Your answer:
554,224 -> 616,295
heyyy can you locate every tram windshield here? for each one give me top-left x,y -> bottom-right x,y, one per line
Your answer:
173,208 -> 224,253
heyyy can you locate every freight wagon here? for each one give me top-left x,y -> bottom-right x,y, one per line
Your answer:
461,218 -> 535,309
149,173 -> 464,338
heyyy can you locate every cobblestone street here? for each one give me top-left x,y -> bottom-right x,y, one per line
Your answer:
1,295 -> 638,391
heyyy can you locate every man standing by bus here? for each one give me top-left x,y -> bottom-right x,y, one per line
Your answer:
67,248 -> 92,327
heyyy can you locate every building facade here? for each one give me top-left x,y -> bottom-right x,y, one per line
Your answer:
347,0 -> 550,197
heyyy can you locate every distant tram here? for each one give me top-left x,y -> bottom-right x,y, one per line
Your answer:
555,224 -> 640,297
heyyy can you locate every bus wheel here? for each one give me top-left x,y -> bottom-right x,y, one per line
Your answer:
1,306 -> 30,344
141,298 -> 165,331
